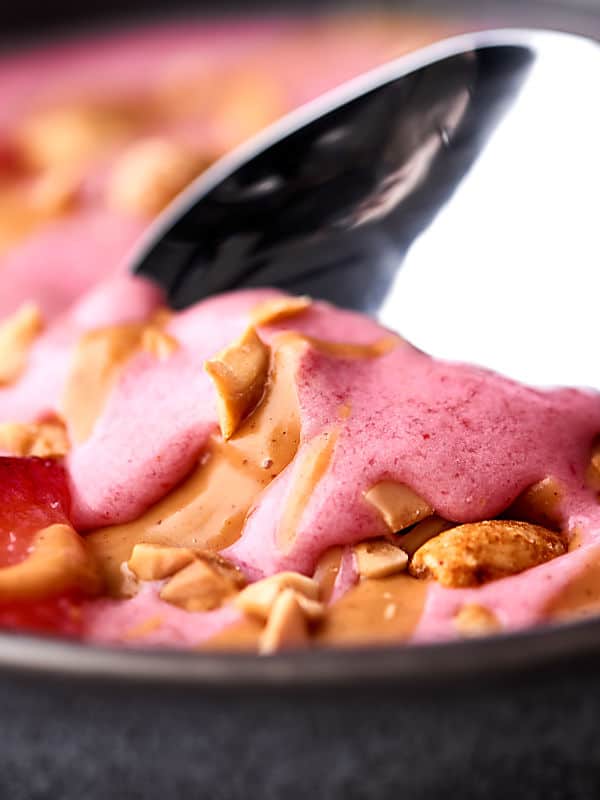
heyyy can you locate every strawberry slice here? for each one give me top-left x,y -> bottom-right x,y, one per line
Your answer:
0,457 -> 83,637
0,593 -> 84,638
0,457 -> 71,567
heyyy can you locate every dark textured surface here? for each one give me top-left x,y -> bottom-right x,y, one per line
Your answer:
2,661 -> 600,799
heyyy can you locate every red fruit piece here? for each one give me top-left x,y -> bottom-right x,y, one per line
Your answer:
0,593 -> 84,638
0,456 -> 71,567
0,457 -> 82,638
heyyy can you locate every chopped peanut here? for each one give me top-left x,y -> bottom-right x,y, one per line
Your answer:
17,103 -> 136,169
0,523 -> 101,600
508,477 -> 564,530
106,137 -> 209,217
0,303 -> 44,385
205,326 -> 270,439
250,295 -> 311,327
141,326 -> 180,360
234,571 -> 320,620
454,604 -> 501,637
259,588 -> 309,654
397,515 -> 453,557
354,538 -> 408,579
160,554 -> 245,612
410,519 -> 566,588
364,480 -> 433,532
128,543 -> 196,581
0,419 -> 69,458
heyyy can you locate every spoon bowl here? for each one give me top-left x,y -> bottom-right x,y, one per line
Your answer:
131,29 -> 600,387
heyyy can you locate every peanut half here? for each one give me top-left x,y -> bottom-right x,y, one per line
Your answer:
410,519 -> 566,588
205,326 -> 270,440
364,480 -> 433,532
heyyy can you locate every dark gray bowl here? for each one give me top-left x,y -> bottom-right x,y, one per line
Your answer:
2,616 -> 600,799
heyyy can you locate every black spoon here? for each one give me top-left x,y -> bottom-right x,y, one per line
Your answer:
130,29 -> 600,387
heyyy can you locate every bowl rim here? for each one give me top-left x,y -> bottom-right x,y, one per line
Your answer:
0,612 -> 598,689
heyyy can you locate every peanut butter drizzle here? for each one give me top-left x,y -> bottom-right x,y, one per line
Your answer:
276,428 -> 339,549
300,334 -> 399,360
202,616 -> 264,651
86,341 -> 302,595
84,330 -> 399,604
61,322 -> 148,443
61,314 -> 174,443
314,573 -> 428,647
205,571 -> 428,651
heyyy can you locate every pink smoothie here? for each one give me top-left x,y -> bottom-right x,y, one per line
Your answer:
4,278 -> 600,646
1,19 -> 598,649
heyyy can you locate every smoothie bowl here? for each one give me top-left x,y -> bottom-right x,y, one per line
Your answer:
1,15 -> 600,662
3,14 -> 600,800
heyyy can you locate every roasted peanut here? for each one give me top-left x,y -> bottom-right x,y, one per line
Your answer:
410,519 -> 566,588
